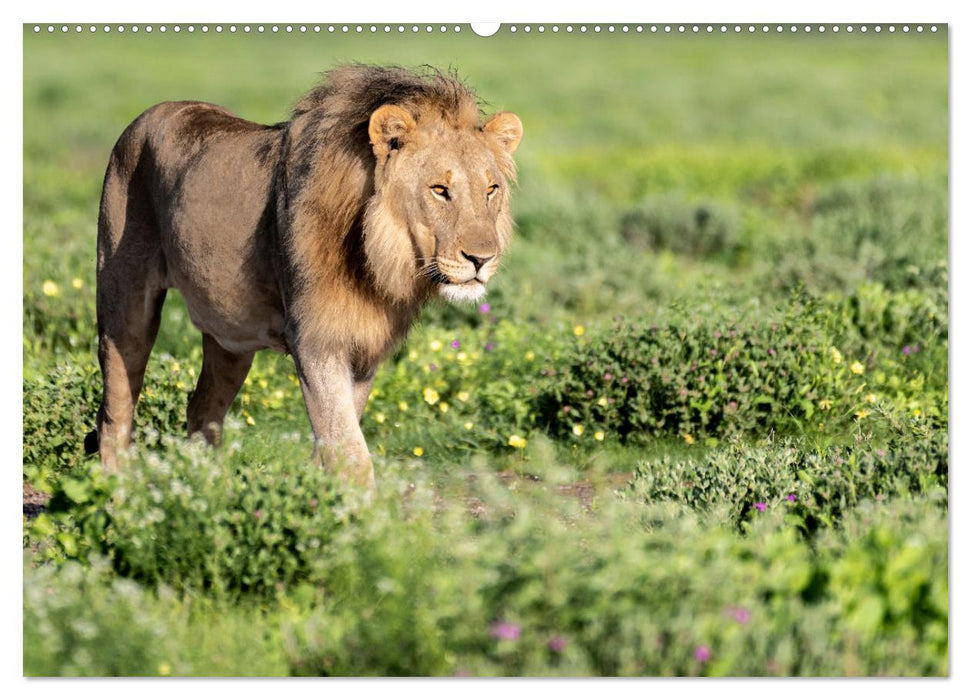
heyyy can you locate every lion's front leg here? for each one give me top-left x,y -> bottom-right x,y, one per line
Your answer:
294,351 -> 375,488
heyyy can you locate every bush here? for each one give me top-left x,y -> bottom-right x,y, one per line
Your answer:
533,298 -> 844,443
282,471 -> 948,676
23,557 -> 179,676
767,175 -> 947,292
23,350 -> 206,488
23,362 -> 102,490
23,556 -> 290,676
627,427 -> 947,533
619,195 -> 740,258
34,438 -> 344,600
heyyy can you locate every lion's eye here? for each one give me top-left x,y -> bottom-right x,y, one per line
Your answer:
430,185 -> 450,200
487,184 -> 500,198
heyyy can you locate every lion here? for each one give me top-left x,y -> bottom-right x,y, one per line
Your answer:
87,65 -> 523,486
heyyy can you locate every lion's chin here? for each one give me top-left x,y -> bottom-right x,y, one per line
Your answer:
438,280 -> 486,304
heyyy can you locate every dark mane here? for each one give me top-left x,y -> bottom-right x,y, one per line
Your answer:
290,64 -> 481,130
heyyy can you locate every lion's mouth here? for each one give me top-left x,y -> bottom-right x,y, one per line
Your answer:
438,279 -> 486,304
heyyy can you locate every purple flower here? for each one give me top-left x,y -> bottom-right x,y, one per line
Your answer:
485,343 -> 494,352
603,372 -> 613,381
903,345 -> 911,355
694,646 -> 711,663
429,363 -> 437,372
489,621 -> 521,641
451,339 -> 461,349
729,607 -> 751,624
479,303 -> 491,314
786,494 -> 796,502
914,343 -> 921,353
754,502 -> 766,513
548,636 -> 567,653
728,401 -> 738,411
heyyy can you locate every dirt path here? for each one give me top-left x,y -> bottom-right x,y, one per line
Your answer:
23,482 -> 48,519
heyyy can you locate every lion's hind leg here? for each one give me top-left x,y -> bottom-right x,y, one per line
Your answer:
95,285 -> 167,470
94,136 -> 168,470
186,333 -> 255,446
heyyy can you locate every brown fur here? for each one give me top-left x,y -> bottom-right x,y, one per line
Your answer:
90,65 -> 523,486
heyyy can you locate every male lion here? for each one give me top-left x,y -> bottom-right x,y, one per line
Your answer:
89,65 -> 523,486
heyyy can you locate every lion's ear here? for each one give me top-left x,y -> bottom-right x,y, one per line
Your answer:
483,112 -> 523,154
369,105 -> 417,159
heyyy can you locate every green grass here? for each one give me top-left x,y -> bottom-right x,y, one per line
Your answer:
22,27 -> 948,676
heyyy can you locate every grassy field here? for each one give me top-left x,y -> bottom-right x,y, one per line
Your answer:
22,27 -> 948,676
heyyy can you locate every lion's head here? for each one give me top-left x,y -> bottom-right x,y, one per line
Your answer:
362,101 -> 523,304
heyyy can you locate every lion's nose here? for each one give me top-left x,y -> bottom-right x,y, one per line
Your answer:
461,251 -> 494,272
462,250 -> 496,272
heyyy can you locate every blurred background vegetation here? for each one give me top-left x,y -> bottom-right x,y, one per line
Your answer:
23,26 -> 948,676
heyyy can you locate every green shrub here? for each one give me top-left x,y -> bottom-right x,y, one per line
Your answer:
281,472 -> 948,676
23,361 -> 102,490
33,439 -> 345,600
627,427 -> 947,533
534,298 -> 844,443
768,175 -> 947,292
106,439 -> 344,599
23,351 -> 205,487
23,556 -> 290,676
619,195 -> 740,258
23,557 -> 179,676
832,274 -> 948,368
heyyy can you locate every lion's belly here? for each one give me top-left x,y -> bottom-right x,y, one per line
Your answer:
178,286 -> 288,354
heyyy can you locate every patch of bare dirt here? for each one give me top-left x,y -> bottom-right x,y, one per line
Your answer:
23,482 -> 49,519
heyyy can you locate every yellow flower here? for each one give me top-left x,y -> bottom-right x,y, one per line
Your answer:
508,434 -> 527,449
594,431 -> 605,441
157,662 -> 171,676
819,398 -> 833,410
573,325 -> 585,337
41,280 -> 60,297
597,396 -> 608,408
464,421 -> 474,430
683,434 -> 695,445
456,351 -> 469,363
830,347 -> 843,365
865,393 -> 877,404
913,408 -> 922,418
572,424 -> 584,436
258,378 -> 268,389
398,401 -> 409,411
408,350 -> 419,362
423,387 -> 440,405
413,446 -> 424,457
246,415 -> 256,426
525,350 -> 536,361
855,409 -> 870,420
430,339 -> 443,352
171,361 -> 181,373
375,412 -> 386,424
850,361 -> 865,375
457,391 -> 470,402
439,402 -> 450,413
71,277 -> 84,289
